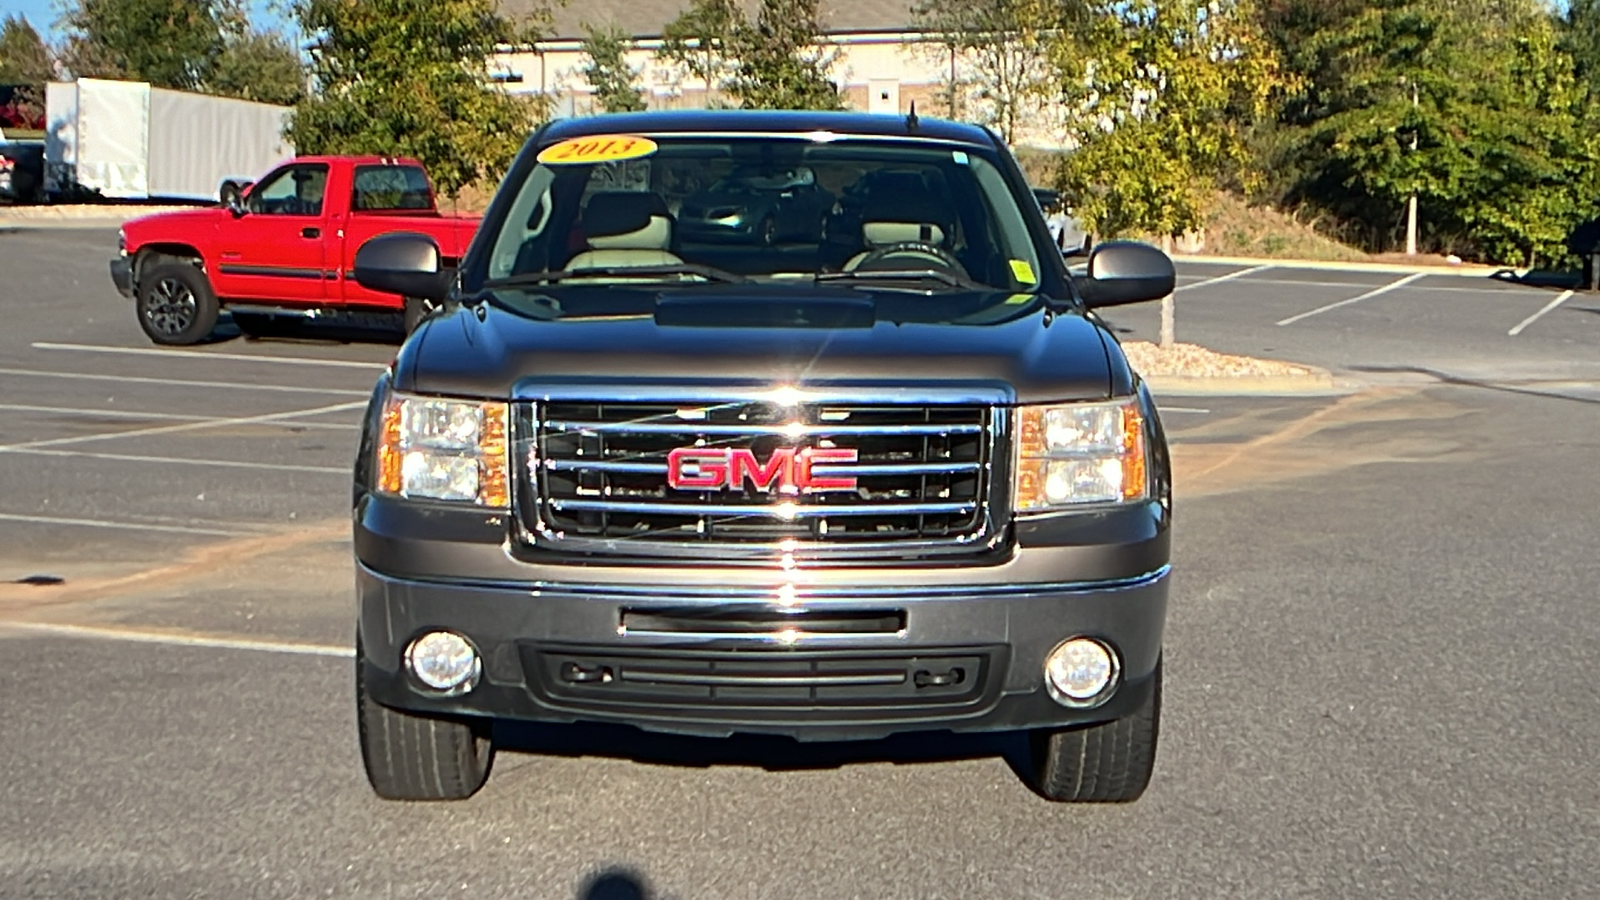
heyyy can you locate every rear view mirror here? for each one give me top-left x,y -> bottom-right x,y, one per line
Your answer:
1075,241 -> 1175,309
353,233 -> 451,301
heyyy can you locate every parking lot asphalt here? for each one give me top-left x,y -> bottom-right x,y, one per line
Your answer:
2,227 -> 1599,899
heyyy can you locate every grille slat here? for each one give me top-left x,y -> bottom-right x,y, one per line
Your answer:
525,399 -> 996,557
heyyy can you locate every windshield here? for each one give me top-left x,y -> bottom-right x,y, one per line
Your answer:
476,135 -> 1045,294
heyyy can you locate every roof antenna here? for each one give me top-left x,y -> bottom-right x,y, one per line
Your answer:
906,100 -> 919,130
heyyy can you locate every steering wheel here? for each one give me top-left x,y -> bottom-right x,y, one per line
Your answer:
852,241 -> 968,277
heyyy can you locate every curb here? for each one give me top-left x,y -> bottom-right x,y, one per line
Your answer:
0,217 -> 137,231
1172,253 -> 1512,279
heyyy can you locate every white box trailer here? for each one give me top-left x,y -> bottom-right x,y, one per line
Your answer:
44,78 -> 292,202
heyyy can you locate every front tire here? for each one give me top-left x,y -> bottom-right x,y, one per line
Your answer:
1029,660 -> 1161,802
356,644 -> 494,801
136,261 -> 219,345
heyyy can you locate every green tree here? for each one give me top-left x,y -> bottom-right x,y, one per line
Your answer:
661,0 -> 840,110
725,0 -> 841,109
911,0 -> 1063,142
658,0 -> 741,107
0,15 -> 53,84
210,29 -> 305,106
59,0 -> 228,90
288,0 -> 548,199
581,23 -> 646,113
1278,0 -> 1595,265
1053,0 -> 1282,345
1561,0 -> 1600,99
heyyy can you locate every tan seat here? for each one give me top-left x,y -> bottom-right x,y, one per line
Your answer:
842,188 -> 956,271
845,222 -> 950,271
566,191 -> 683,273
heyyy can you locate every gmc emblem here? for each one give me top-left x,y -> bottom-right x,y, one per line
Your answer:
666,447 -> 859,493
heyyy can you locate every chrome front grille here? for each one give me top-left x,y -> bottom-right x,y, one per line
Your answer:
519,398 -> 1000,558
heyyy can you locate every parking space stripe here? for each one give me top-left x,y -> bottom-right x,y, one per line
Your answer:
0,367 -> 371,397
1224,276 -> 1552,296
1276,272 -> 1426,326
0,512 -> 251,536
0,621 -> 354,658
1175,264 -> 1272,293
33,341 -> 390,370
1507,290 -> 1575,336
5,448 -> 348,474
0,400 -> 366,453
0,402 -> 360,429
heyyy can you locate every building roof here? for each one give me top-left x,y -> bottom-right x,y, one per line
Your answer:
503,0 -> 919,41
537,109 -> 996,146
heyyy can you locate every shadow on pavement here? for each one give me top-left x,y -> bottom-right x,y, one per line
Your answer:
492,717 -> 1034,784
580,868 -> 655,900
1348,365 -> 1600,406
1489,267 -> 1583,290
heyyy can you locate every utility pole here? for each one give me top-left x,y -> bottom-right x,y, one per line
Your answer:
1405,80 -> 1419,256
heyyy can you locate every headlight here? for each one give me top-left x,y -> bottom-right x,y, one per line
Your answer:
375,392 -> 510,507
117,229 -> 127,255
1015,398 -> 1147,511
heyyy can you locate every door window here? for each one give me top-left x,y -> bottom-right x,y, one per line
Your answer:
247,164 -> 330,216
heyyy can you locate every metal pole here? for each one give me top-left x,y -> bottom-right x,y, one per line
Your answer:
1406,81 -> 1419,256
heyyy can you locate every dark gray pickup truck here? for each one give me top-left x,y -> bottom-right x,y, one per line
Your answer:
348,110 -> 1176,803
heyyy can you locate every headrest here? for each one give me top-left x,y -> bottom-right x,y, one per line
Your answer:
863,221 -> 947,246
861,190 -> 951,247
582,192 -> 672,251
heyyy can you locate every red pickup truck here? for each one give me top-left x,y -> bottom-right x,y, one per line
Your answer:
110,155 -> 479,345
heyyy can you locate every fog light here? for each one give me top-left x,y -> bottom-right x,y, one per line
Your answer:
1044,637 -> 1118,706
406,631 -> 481,694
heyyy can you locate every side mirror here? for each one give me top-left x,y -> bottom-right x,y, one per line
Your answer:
353,232 -> 451,301
220,179 -> 250,217
1074,240 -> 1175,309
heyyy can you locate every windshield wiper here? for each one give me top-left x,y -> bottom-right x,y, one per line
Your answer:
483,263 -> 750,287
815,268 -> 983,290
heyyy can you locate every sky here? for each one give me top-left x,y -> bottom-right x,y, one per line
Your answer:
5,0 -> 292,44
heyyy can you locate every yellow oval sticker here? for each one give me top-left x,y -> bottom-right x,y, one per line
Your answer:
537,135 -> 658,165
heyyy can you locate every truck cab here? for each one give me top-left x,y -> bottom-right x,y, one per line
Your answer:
109,155 -> 480,344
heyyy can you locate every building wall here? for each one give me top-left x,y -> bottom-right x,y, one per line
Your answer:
489,35 -> 1071,149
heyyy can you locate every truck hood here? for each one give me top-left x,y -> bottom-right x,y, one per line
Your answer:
395,285 -> 1118,404
122,207 -> 225,242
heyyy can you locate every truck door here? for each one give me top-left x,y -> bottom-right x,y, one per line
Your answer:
212,162 -> 331,304
337,163 -> 443,310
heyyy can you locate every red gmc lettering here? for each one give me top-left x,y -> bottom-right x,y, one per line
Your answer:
730,448 -> 794,492
666,447 -> 859,492
665,448 -> 728,489
795,447 -> 859,490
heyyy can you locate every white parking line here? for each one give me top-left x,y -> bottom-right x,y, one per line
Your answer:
0,367 -> 371,397
5,448 -> 348,474
1276,272 -> 1426,326
1159,406 -> 1211,414
1507,290 -> 1575,336
0,400 -> 366,453
33,341 -> 389,370
1174,264 -> 1272,293
0,512 -> 250,536
0,402 -> 360,430
0,621 -> 353,658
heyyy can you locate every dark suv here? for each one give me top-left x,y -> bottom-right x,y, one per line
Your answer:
349,110 -> 1176,802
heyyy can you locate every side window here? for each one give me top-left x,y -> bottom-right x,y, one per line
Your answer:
352,165 -> 434,211
247,164 -> 329,216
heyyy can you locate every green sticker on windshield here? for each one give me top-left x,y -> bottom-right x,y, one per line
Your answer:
1006,292 -> 1033,304
1009,259 -> 1037,284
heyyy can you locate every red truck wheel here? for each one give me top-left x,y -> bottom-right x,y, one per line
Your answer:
137,262 -> 220,346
